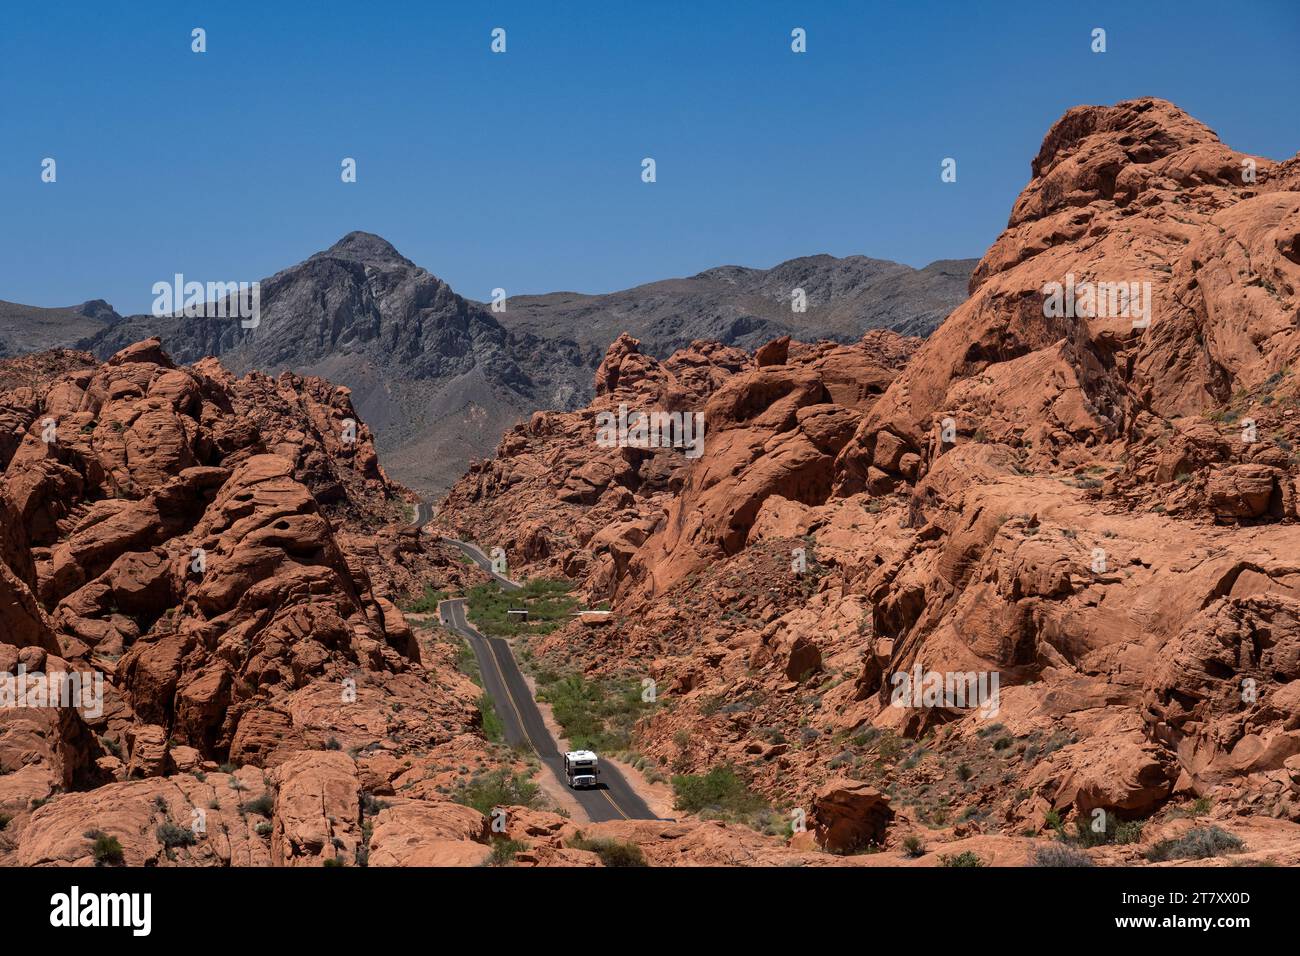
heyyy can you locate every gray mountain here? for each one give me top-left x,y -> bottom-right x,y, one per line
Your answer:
0,299 -> 120,357
83,232 -> 593,495
492,254 -> 975,354
32,232 -> 972,495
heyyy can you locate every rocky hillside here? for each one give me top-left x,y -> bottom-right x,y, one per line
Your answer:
81,233 -> 592,498
0,338 -> 499,865
75,235 -> 970,496
493,254 -> 973,355
0,300 -> 119,359
0,338 -> 860,867
437,98 -> 1300,865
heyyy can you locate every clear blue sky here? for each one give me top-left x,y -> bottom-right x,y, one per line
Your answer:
2,0 -> 1296,315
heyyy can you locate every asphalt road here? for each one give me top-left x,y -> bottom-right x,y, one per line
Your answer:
435,538 -> 657,823
441,536 -> 522,592
412,500 -> 435,527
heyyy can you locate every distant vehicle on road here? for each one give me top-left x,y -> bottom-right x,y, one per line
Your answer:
564,750 -> 599,788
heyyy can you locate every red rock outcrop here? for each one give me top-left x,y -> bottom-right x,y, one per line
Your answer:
10,96 -> 1300,868
0,340 -> 489,864
436,99 -> 1300,864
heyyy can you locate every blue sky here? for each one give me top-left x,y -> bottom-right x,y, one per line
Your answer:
1,0 -> 1296,314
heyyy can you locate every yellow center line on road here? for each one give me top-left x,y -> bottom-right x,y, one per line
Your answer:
599,787 -> 630,820
483,636 -> 538,756
455,598 -> 634,821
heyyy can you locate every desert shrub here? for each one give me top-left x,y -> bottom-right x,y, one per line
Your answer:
450,770 -> 539,816
360,792 -> 390,817
1145,826 -> 1243,862
1114,819 -> 1145,845
569,834 -> 648,867
92,833 -> 124,866
467,579 -> 576,637
490,838 -> 528,865
939,851 -> 985,867
1070,817 -> 1115,848
401,585 -> 448,614
1043,809 -> 1066,837
902,835 -> 926,858
478,693 -> 505,742
671,766 -> 767,819
156,822 -> 196,848
1033,843 -> 1094,867
535,672 -> 650,752
241,792 -> 275,818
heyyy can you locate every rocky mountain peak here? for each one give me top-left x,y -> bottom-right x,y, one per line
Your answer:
313,231 -> 415,269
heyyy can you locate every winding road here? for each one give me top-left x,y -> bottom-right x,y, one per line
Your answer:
434,535 -> 657,823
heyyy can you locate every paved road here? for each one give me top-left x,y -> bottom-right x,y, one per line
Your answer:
412,500 -> 435,528
436,539 -> 657,823
441,536 -> 522,592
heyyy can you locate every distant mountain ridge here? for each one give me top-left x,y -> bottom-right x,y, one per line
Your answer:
7,234 -> 975,494
0,299 -> 121,358
493,254 -> 974,353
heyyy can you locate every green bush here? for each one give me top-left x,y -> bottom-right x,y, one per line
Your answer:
92,833 -> 124,866
1114,819 -> 1145,845
478,693 -> 505,742
360,792 -> 390,817
939,851 -> 985,868
536,672 -> 650,752
467,579 -> 577,637
401,585 -> 448,614
1069,817 -> 1115,848
241,792 -> 275,818
671,766 -> 768,819
490,838 -> 528,865
156,822 -> 196,848
902,835 -> 926,858
1043,809 -> 1065,836
450,770 -> 540,816
570,835 -> 648,867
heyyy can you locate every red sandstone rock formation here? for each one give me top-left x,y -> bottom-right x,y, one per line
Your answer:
437,99 -> 1300,863
0,340 -> 486,865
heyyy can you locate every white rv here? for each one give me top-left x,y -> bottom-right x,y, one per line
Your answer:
563,750 -> 599,789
